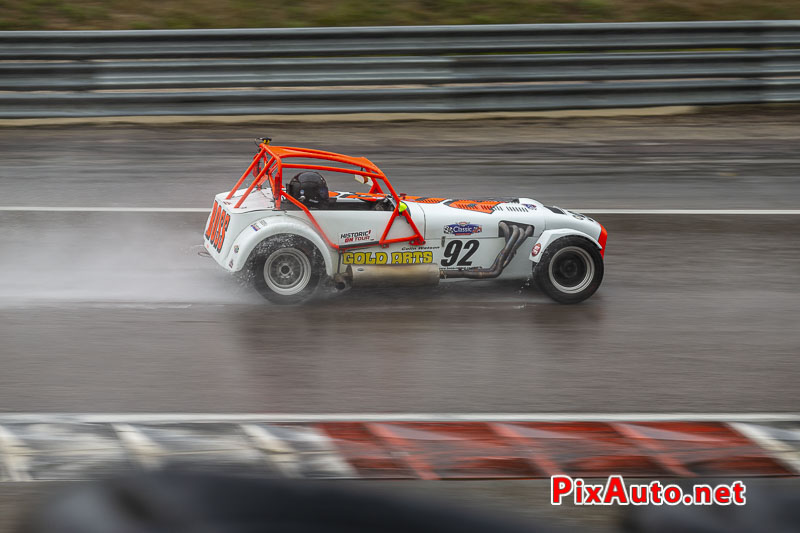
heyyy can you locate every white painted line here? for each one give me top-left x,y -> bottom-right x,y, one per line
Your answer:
0,426 -> 32,482
242,424 -> 300,478
1,206 -> 799,215
730,422 -> 800,475
113,423 -> 163,470
1,413 -> 799,423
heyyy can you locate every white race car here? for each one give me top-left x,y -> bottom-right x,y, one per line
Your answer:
204,139 -> 607,304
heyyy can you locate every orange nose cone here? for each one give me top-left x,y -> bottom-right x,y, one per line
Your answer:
598,224 -> 608,258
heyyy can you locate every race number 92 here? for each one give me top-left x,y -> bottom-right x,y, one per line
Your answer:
441,239 -> 479,266
205,202 -> 230,253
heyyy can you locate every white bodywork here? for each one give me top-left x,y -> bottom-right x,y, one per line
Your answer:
203,188 -> 606,281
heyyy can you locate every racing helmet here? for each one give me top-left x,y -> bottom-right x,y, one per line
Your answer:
287,171 -> 329,209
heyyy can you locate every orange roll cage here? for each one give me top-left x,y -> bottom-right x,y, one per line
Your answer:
225,141 -> 425,251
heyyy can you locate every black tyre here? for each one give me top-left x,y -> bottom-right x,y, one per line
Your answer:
250,235 -> 323,304
533,236 -> 604,304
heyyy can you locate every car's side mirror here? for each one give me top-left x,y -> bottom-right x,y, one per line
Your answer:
354,174 -> 373,186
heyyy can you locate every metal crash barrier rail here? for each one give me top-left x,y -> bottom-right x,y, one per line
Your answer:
2,21 -> 800,117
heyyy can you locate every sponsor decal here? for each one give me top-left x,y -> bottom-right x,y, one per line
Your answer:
569,211 -> 586,220
204,202 -> 230,253
250,224 -> 260,232
443,221 -> 483,236
523,203 -> 538,210
531,243 -> 541,257
342,251 -> 433,265
340,230 -> 373,244
228,259 -> 234,268
233,245 -> 240,254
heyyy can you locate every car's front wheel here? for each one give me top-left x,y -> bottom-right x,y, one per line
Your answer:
533,236 -> 603,304
250,236 -> 322,304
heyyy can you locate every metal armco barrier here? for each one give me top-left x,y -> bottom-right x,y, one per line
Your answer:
0,415 -> 798,481
1,21 -> 800,118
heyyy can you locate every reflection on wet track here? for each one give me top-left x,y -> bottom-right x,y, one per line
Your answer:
1,209 -> 798,413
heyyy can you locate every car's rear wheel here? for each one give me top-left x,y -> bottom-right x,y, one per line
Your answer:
533,236 -> 603,304
250,236 -> 322,304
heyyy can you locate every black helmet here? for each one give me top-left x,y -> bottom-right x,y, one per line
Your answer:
287,171 -> 329,209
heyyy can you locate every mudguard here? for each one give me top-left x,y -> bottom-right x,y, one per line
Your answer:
223,217 -> 334,276
529,228 -> 602,263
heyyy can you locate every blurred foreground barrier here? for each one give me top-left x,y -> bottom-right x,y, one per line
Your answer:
2,21 -> 800,117
0,414 -> 798,480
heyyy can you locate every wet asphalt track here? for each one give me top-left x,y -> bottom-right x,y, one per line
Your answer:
3,108 -> 800,210
1,210 -> 798,413
1,110 -> 799,530
1,110 -> 799,414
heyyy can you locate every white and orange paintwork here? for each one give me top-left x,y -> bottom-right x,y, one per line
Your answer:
203,143 -> 607,281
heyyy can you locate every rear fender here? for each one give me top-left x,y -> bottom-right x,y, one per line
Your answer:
225,218 -> 334,276
529,229 -> 601,264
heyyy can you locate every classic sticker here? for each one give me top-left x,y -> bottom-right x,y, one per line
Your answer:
444,222 -> 483,236
342,251 -> 433,265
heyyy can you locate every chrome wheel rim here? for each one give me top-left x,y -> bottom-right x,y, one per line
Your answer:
548,246 -> 594,294
264,248 -> 311,296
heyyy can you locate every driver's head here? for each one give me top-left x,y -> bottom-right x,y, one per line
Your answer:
288,171 -> 329,209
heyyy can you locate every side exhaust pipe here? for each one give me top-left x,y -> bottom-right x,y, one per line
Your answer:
440,221 -> 533,280
340,263 -> 440,288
